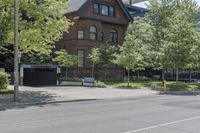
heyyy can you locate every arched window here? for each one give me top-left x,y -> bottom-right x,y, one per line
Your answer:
109,29 -> 118,43
90,26 -> 97,40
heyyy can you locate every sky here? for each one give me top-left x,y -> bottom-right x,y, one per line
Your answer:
134,0 -> 200,8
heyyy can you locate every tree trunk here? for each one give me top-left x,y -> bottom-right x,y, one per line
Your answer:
127,69 -> 130,86
176,67 -> 179,85
189,70 -> 192,82
92,63 -> 94,78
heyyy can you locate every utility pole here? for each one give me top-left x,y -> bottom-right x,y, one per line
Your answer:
14,0 -> 19,102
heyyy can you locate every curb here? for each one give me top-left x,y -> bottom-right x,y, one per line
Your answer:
0,93 -> 159,108
159,91 -> 200,95
0,99 -> 97,108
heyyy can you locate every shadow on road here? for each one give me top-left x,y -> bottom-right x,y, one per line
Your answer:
0,90 -> 58,111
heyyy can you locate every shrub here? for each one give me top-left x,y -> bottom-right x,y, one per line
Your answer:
59,77 -> 83,82
130,76 -> 152,81
0,72 -> 9,90
95,81 -> 106,88
97,76 -> 124,82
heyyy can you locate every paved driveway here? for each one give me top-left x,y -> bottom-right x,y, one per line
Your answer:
16,86 -> 158,102
1,86 -> 158,108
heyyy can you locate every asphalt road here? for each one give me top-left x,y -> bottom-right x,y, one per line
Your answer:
0,95 -> 200,133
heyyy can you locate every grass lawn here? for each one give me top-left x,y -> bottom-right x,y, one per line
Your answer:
105,81 -> 200,91
166,82 -> 200,91
0,89 -> 14,94
105,81 -> 162,88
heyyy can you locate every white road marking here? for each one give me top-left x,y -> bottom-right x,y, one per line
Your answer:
123,116 -> 200,133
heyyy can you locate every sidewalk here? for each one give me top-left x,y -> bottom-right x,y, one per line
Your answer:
0,85 -> 159,108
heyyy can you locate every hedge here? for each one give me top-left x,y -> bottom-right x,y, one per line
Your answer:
0,71 -> 9,90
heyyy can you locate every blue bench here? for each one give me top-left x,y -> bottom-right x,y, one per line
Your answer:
83,77 -> 95,86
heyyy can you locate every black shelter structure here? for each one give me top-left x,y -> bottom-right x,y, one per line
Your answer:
20,64 -> 59,86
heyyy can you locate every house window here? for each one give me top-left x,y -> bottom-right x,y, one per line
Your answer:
109,29 -> 118,43
94,3 -> 99,14
109,6 -> 115,17
77,50 -> 84,68
90,26 -> 97,40
77,31 -> 84,39
100,32 -> 104,41
101,5 -> 109,15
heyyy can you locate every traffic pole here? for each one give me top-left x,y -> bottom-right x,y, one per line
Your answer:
14,0 -> 19,102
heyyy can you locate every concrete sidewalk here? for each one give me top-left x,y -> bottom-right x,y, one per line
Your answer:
0,85 -> 159,107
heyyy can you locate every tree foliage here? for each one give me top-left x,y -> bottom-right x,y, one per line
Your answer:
98,42 -> 117,67
88,48 -> 101,77
146,0 -> 175,71
145,0 -> 200,83
88,48 -> 101,65
0,0 -> 71,55
53,49 -> 77,69
114,18 -> 152,85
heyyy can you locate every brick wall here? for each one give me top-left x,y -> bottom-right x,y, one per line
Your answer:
55,0 -> 130,77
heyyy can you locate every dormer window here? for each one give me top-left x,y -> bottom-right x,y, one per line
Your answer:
93,3 -> 115,17
101,5 -> 109,15
109,6 -> 115,17
94,3 -> 99,14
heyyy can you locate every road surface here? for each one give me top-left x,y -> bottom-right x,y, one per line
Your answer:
0,95 -> 200,133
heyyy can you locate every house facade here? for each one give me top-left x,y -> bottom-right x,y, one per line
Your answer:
55,0 -> 134,78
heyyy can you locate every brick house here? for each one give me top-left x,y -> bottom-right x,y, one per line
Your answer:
56,0 -> 133,78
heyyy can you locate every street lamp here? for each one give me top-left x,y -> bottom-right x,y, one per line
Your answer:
14,0 -> 19,102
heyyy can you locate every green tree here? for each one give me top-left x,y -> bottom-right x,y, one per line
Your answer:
0,0 -> 71,55
127,17 -> 153,78
146,0 -> 199,84
0,0 -> 12,50
88,48 -> 101,78
53,49 -> 77,78
181,31 -> 200,82
21,52 -> 53,64
0,46 -> 14,72
98,42 -> 116,67
146,0 -> 175,82
166,0 -> 199,84
114,20 -> 148,86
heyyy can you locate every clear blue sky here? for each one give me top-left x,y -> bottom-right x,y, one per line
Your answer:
134,0 -> 200,8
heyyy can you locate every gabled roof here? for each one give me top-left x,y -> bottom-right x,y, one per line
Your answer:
125,4 -> 148,18
65,0 -> 132,21
125,4 -> 148,12
117,0 -> 133,21
66,0 -> 88,14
